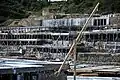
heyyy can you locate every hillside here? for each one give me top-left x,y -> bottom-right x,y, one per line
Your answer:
0,0 -> 120,22
0,0 -> 48,22
60,0 -> 120,14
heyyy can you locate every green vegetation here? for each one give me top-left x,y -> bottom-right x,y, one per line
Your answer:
0,0 -> 120,20
0,0 -> 49,19
60,0 -> 120,14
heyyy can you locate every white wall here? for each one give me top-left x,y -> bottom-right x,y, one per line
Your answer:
48,0 -> 67,2
42,16 -> 110,27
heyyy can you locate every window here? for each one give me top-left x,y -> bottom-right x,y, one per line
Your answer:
104,19 -> 106,25
93,19 -> 107,26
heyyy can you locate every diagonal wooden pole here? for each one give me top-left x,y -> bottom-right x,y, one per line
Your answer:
55,2 -> 100,76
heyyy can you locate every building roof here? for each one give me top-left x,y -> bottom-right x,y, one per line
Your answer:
0,58 -> 69,74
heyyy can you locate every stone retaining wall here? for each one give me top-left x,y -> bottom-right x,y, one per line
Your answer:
78,53 -> 120,65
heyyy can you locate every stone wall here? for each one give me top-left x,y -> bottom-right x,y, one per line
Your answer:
78,53 -> 120,65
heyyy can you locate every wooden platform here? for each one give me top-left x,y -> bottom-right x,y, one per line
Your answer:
68,65 -> 120,76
